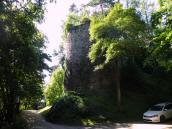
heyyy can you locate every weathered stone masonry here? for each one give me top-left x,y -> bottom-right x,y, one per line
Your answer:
64,21 -> 92,91
64,21 -> 115,94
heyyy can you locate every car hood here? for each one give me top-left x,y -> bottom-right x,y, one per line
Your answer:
143,111 -> 162,116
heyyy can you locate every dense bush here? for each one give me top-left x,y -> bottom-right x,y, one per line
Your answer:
46,94 -> 86,123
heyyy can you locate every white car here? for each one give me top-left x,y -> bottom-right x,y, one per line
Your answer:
143,102 -> 172,122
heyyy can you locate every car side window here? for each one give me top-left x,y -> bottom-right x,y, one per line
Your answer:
164,104 -> 172,110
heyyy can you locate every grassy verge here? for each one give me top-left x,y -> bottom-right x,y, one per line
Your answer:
38,106 -> 51,117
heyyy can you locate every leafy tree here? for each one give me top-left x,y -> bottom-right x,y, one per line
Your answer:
0,0 -> 49,123
45,67 -> 65,105
89,4 -> 147,111
146,0 -> 172,70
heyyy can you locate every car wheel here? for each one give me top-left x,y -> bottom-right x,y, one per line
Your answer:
160,115 -> 165,122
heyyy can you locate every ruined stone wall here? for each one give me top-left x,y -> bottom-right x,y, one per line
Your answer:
64,21 -> 92,91
64,21 -> 115,94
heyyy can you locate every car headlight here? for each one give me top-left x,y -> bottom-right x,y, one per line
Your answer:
144,115 -> 158,118
150,115 -> 158,118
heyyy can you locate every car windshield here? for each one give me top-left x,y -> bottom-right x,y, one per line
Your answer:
149,105 -> 163,111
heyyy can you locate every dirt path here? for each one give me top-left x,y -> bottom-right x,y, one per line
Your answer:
22,110 -> 130,129
22,110 -> 172,129
22,110 -> 84,129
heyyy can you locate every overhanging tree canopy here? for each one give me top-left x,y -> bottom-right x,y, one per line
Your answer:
146,0 -> 172,70
0,0 -> 50,123
89,4 -> 147,110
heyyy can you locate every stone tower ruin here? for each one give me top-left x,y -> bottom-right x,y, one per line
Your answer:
64,21 -> 115,94
64,21 -> 92,92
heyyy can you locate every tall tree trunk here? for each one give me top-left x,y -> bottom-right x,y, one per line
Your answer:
116,59 -> 121,111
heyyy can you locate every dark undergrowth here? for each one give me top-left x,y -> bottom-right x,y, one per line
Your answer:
40,91 -> 152,126
41,87 -> 172,126
0,113 -> 28,129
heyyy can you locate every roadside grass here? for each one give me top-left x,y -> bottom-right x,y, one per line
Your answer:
38,106 -> 51,117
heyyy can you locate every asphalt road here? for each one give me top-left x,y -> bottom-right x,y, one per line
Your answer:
22,110 -> 172,129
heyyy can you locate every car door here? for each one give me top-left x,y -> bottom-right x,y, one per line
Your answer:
163,104 -> 172,119
167,104 -> 172,118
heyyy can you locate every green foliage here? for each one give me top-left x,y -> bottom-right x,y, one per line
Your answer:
38,106 -> 51,117
0,0 -> 49,123
45,67 -> 65,105
89,4 -> 147,67
89,3 -> 148,111
146,0 -> 172,70
64,11 -> 90,38
46,94 -> 86,124
64,13 -> 81,32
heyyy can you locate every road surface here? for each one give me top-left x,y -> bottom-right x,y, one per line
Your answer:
22,110 -> 172,129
